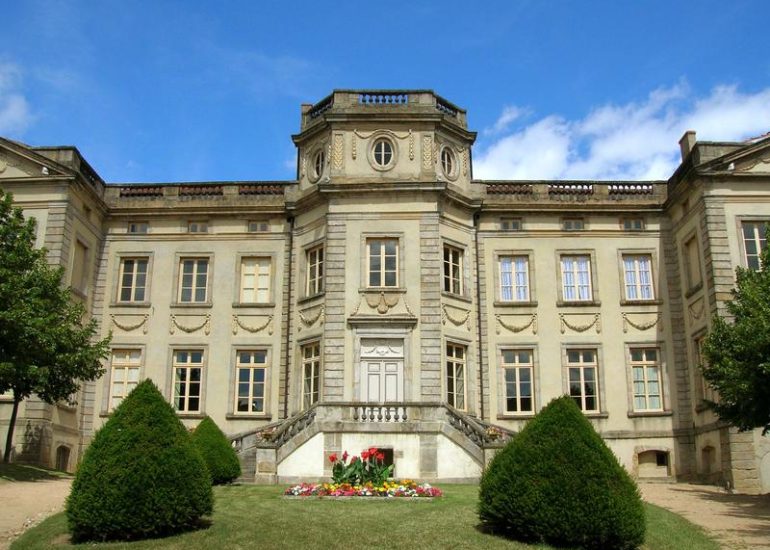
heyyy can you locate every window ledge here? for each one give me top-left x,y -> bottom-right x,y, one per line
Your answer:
110,301 -> 152,309
557,300 -> 601,308
170,302 -> 213,309
493,300 -> 538,308
627,410 -> 673,418
298,292 -> 325,305
441,292 -> 472,304
496,413 -> 535,421
584,412 -> 609,419
620,299 -> 663,306
225,414 -> 273,421
232,302 -> 276,309
359,287 -> 407,294
176,413 -> 206,419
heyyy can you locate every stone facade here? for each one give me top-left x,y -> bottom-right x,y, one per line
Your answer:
1,90 -> 769,493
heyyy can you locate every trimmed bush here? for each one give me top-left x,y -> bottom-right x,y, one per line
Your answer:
192,416 -> 241,485
479,396 -> 645,549
66,380 -> 213,542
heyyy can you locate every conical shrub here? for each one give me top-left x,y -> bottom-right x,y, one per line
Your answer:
479,396 -> 645,549
66,380 -> 213,542
192,416 -> 241,485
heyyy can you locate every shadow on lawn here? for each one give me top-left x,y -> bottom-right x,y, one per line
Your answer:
0,463 -> 72,482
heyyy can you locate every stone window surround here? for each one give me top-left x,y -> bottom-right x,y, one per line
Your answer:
99,344 -> 146,416
300,238 -> 326,300
166,345 -> 209,418
298,338 -> 322,411
443,334 -> 475,415
736,216 -> 770,269
496,343 -> 540,419
439,144 -> 459,181
359,232 -> 405,291
561,217 -> 586,231
233,252 -> 277,307
616,248 -> 662,305
70,235 -> 91,297
112,252 -> 154,307
561,344 -> 608,417
441,237 -> 469,299
307,141 -> 327,184
367,131 -> 398,172
555,249 -> 600,306
623,341 -> 672,417
172,252 -> 214,308
493,249 -> 537,307
681,230 -> 703,296
227,345 -> 272,419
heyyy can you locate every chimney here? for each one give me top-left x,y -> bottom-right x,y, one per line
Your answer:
301,103 -> 313,114
679,130 -> 696,160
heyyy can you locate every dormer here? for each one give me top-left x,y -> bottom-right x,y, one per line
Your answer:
292,90 -> 477,192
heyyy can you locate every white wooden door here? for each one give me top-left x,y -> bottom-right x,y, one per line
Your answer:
360,338 -> 404,403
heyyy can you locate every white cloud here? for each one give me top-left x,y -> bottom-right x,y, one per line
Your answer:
0,61 -> 32,135
475,83 -> 770,181
483,105 -> 529,136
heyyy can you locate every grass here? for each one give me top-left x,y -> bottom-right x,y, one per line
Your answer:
0,463 -> 72,483
12,484 -> 718,550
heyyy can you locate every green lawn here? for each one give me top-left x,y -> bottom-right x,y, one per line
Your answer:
0,463 -> 71,483
12,484 -> 718,550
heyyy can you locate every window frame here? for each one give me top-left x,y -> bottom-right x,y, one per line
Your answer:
629,346 -> 664,412
116,255 -> 151,304
500,218 -> 523,231
237,255 -> 273,305
305,243 -> 325,297
500,348 -> 535,415
622,218 -> 645,231
174,254 -> 213,306
107,348 -> 143,411
498,253 -> 531,303
562,217 -> 585,231
232,348 -> 270,415
442,243 -> 464,296
564,348 -> 601,413
557,252 -> 597,304
739,219 -> 769,270
301,341 -> 322,410
620,252 -> 656,303
127,221 -> 149,234
187,220 -> 209,234
368,133 -> 398,171
171,348 -> 206,415
365,236 -> 400,289
445,342 -> 468,411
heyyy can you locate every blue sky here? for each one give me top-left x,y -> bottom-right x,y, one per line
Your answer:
1,0 -> 769,182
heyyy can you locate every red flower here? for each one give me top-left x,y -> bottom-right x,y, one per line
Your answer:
342,451 -> 348,462
368,446 -> 378,456
361,450 -> 370,460
376,452 -> 385,461
329,453 -> 338,463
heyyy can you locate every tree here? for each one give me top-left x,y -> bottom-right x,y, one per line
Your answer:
191,415 -> 242,484
0,189 -> 110,463
701,238 -> 770,434
66,380 -> 213,541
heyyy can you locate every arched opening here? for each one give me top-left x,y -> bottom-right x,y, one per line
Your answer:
55,445 -> 71,472
637,450 -> 670,478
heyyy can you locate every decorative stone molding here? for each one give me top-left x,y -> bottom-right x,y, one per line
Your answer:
622,313 -> 662,333
348,291 -> 417,325
297,304 -> 325,332
559,313 -> 601,334
110,313 -> 149,334
332,133 -> 344,170
232,314 -> 274,335
351,131 -> 357,160
688,298 -> 705,323
408,129 -> 414,161
442,304 -> 471,330
495,313 -> 537,335
422,135 -> 433,169
169,314 -> 211,335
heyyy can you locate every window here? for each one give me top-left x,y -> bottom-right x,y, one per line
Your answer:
684,236 -> 702,289
623,218 -> 644,231
567,349 -> 599,412
118,258 -> 148,302
622,254 -> 654,301
443,245 -> 463,295
440,147 -> 455,177
630,348 -> 662,411
248,221 -> 269,233
173,350 -> 204,413
312,149 -> 326,181
188,221 -> 208,233
367,238 -> 398,287
372,138 -> 394,167
71,240 -> 89,293
178,258 -> 209,303
235,350 -> 267,414
562,218 -> 585,231
306,245 -> 324,295
561,255 -> 592,302
500,218 -> 522,231
446,343 -> 467,410
240,257 -> 270,303
502,349 -> 534,413
109,349 -> 141,410
741,221 -> 767,270
500,255 -> 530,302
127,221 -> 149,234
302,342 -> 321,409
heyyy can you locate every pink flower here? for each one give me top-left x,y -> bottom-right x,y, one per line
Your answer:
342,451 -> 348,462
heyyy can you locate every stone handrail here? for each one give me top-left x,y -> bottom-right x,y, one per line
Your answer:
443,405 -> 514,446
270,405 -> 318,447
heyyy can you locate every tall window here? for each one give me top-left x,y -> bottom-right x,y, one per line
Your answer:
71,240 -> 89,293
306,245 -> 324,295
173,350 -> 203,413
567,349 -> 599,412
684,237 -> 702,289
742,221 -> 767,270
240,257 -> 270,303
109,349 -> 141,409
561,255 -> 592,302
118,258 -> 148,302
235,350 -> 267,414
622,254 -> 654,301
367,238 -> 398,287
443,245 -> 463,295
446,343 -> 467,410
500,256 -> 529,302
502,349 -> 534,413
302,342 -> 321,409
630,348 -> 662,411
178,258 -> 209,303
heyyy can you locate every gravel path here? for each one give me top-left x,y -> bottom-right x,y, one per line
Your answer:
0,478 -> 72,549
640,482 -> 770,549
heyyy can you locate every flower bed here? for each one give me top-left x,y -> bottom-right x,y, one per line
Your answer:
285,480 -> 442,498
